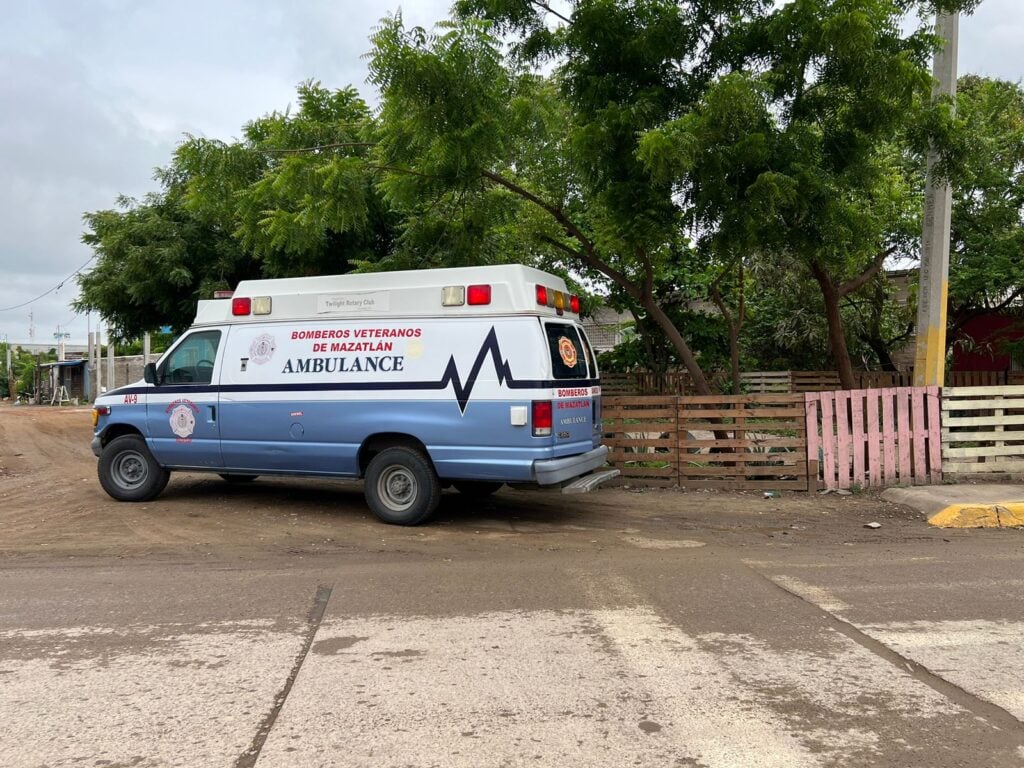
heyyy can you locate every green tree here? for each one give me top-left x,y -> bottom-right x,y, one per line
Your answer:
944,75 -> 1024,350
368,7 -> 765,394
371,1 -> 978,391
77,186 -> 250,338
77,83 -> 398,339
639,0 -> 977,389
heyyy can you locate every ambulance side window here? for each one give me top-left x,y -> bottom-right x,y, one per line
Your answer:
544,323 -> 588,380
159,331 -> 221,385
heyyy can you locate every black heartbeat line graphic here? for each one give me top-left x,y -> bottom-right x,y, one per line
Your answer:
439,326 -> 547,413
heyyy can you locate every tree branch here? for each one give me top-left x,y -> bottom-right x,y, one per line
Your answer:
484,169 -> 640,300
260,142 -> 376,155
529,0 -> 572,25
837,245 -> 898,298
949,287 -> 1024,338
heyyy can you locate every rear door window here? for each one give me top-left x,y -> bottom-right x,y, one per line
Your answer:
544,323 -> 588,380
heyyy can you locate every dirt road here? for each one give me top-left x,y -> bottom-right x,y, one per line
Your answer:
1,404 -> 927,559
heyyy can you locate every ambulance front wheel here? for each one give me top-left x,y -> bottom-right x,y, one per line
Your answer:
364,447 -> 441,526
98,434 -> 170,502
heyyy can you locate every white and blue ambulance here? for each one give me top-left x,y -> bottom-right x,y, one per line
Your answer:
91,265 -> 617,524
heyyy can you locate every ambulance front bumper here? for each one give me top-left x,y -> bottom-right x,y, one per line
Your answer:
533,445 -> 610,486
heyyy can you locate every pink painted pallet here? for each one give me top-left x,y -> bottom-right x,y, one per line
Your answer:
805,387 -> 941,490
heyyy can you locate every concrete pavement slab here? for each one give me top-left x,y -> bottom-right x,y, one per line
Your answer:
260,607 -> 971,768
747,548 -> 1024,742
0,620 -> 305,768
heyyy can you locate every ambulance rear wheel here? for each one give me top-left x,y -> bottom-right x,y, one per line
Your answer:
364,447 -> 440,526
453,480 -> 503,498
98,435 -> 170,502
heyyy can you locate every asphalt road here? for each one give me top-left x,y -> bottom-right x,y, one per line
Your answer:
4,520 -> 1024,767
2,406 -> 1024,767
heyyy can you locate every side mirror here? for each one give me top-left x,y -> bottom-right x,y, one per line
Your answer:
144,363 -> 158,385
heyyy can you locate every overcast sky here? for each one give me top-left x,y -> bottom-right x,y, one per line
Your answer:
1,0 -> 1020,345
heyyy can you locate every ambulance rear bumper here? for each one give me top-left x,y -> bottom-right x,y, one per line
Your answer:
533,445 -> 610,486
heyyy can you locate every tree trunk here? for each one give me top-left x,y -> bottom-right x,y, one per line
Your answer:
642,296 -> 712,396
811,263 -> 856,390
728,322 -> 742,394
709,272 -> 744,396
481,171 -> 715,394
864,336 -> 898,372
862,279 -> 898,371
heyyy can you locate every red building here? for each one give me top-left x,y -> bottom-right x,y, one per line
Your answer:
952,312 -> 1024,372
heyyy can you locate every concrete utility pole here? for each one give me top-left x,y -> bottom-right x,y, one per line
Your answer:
106,327 -> 115,391
91,331 -> 101,396
913,11 -> 959,387
5,336 -> 14,400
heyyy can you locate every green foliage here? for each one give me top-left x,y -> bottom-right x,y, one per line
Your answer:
115,332 -> 175,356
78,83 -> 398,339
77,187 -> 248,339
598,308 -> 732,373
0,345 -> 49,396
946,76 -> 1024,320
76,1 -> 998,388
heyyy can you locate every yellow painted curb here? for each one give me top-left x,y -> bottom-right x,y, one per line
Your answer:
928,502 -> 1024,529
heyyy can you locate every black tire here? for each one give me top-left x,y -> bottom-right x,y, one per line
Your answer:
219,474 -> 259,483
453,480 -> 503,498
364,447 -> 440,526
98,434 -> 170,502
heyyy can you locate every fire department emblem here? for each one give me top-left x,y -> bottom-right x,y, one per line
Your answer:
169,403 -> 196,439
558,336 -> 578,368
249,333 -> 276,365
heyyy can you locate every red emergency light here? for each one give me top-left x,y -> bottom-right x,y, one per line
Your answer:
467,284 -> 492,305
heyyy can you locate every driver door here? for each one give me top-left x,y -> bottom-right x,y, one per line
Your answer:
146,329 -> 224,469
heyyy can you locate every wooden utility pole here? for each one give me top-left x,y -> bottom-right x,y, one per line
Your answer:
913,11 -> 959,387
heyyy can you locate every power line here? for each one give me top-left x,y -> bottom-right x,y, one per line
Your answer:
0,255 -> 97,313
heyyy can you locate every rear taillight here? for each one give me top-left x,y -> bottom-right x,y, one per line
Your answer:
532,400 -> 552,437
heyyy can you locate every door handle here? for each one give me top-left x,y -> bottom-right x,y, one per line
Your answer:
208,405 -> 217,422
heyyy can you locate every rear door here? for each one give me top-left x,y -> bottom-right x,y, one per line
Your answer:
543,321 -> 598,454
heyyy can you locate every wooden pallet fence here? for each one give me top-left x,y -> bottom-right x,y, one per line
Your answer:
791,371 -> 842,392
599,372 -> 694,396
806,387 -> 940,490
948,371 -> 1007,387
739,371 -> 793,394
602,396 -> 679,487
677,394 -> 809,490
857,371 -> 915,389
942,385 -> 1024,478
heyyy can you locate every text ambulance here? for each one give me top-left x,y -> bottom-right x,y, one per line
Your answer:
91,265 -> 617,524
